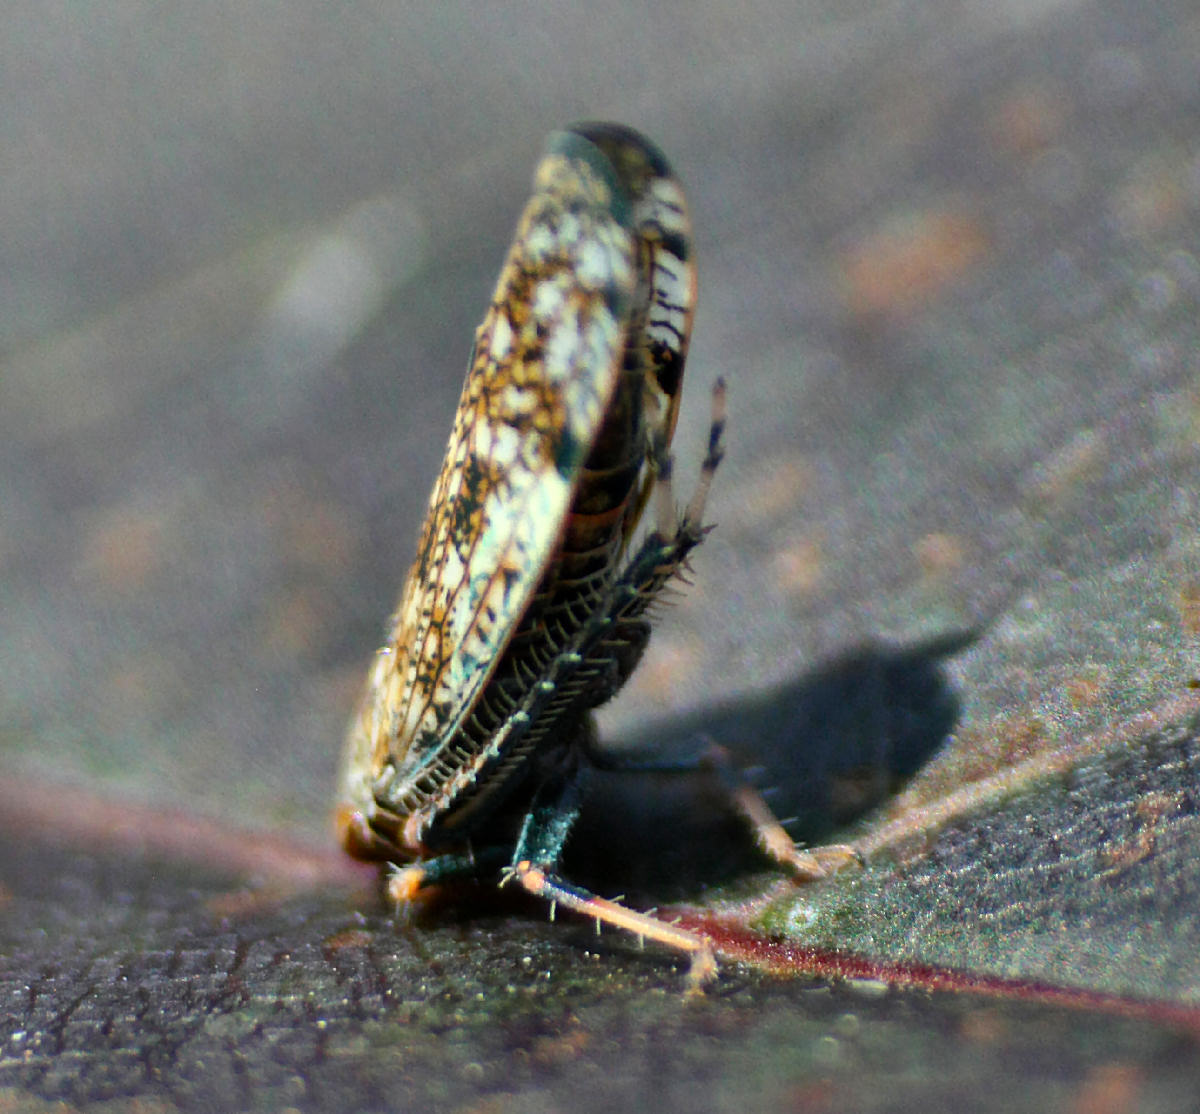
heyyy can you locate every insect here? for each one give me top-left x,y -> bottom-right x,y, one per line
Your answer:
337,123 -> 845,984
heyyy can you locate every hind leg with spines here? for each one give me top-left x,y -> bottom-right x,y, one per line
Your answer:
632,377 -> 862,880
502,769 -> 717,987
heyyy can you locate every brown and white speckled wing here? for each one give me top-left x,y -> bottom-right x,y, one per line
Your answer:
337,125 -> 696,858
338,131 -> 635,849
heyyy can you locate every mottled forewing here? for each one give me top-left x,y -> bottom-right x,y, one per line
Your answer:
339,135 -> 637,832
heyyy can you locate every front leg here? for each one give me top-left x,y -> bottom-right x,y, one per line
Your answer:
386,845 -> 511,905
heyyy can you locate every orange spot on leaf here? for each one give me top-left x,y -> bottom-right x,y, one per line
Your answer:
840,209 -> 988,315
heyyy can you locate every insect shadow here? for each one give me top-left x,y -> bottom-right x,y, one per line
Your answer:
563,629 -> 974,904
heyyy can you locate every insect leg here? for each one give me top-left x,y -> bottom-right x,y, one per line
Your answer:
699,743 -> 864,879
592,376 -> 858,881
586,737 -> 862,881
386,845 -> 510,905
582,376 -> 725,636
652,377 -> 726,543
501,771 -> 718,987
